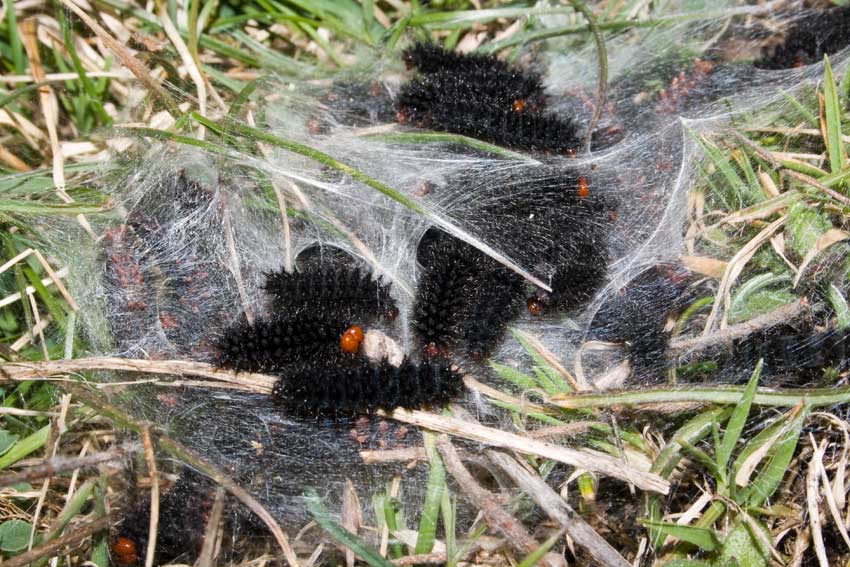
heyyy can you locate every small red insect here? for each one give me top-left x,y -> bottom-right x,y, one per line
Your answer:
112,536 -> 138,565
526,297 -> 544,316
512,98 -> 527,112
341,325 -> 365,353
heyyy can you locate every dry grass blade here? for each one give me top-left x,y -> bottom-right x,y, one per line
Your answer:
29,393 -> 71,551
341,479 -> 361,567
668,298 -> 807,358
141,427 -> 160,567
0,357 -> 277,391
385,408 -> 669,493
702,215 -> 787,334
487,450 -> 630,567
513,328 -> 586,390
807,436 -> 829,567
0,446 -> 130,487
57,0 -> 178,114
436,436 -> 562,567
198,487 -> 226,567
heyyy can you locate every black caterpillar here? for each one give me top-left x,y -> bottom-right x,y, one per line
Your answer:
589,264 -> 693,377
272,357 -> 465,417
215,311 -> 349,373
263,264 -> 397,321
413,229 -> 527,359
756,6 -> 850,70
459,166 -> 614,315
397,42 -> 581,154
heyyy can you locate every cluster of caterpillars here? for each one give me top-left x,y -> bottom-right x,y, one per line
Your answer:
214,43 -> 613,417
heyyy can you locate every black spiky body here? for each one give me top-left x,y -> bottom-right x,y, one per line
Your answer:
215,311 -> 348,373
457,166 -> 614,314
397,43 -> 580,154
403,42 -> 514,76
589,264 -> 693,376
272,358 -> 465,417
413,230 -> 486,355
715,326 -> 850,379
263,265 -> 397,321
398,87 -> 579,153
462,268 -> 526,359
399,66 -> 545,112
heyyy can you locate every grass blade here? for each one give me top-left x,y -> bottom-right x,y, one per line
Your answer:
640,520 -> 719,552
305,488 -> 395,567
822,55 -> 847,174
414,432 -> 445,554
716,360 -> 762,477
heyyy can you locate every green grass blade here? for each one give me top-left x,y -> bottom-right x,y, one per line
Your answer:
415,432 -> 445,554
640,520 -> 719,552
0,425 -> 49,470
440,490 -> 457,567
490,361 -> 538,391
828,284 -> 850,330
305,488 -> 395,567
364,131 -> 539,163
740,407 -> 806,508
823,55 -> 847,174
516,527 -> 565,567
716,360 -> 762,477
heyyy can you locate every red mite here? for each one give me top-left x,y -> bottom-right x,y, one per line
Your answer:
512,98 -> 527,112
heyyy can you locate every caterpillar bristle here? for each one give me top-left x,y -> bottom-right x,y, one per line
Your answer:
272,358 -> 465,416
263,264 -> 397,321
398,68 -> 545,114
215,312 -> 348,373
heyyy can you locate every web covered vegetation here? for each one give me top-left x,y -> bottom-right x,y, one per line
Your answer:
3,2 -> 850,567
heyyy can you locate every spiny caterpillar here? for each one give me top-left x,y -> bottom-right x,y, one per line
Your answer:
455,166 -> 614,315
413,229 -> 526,359
272,358 -> 465,417
589,264 -> 693,377
217,251 -> 468,415
215,311 -> 349,373
397,42 -> 581,154
263,264 -> 397,321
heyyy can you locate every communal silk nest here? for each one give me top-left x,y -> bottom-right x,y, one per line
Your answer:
47,3 -> 850,562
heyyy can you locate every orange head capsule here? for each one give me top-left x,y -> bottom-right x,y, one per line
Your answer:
577,175 -> 590,198
112,537 -> 138,565
345,325 -> 365,343
512,98 -> 527,112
